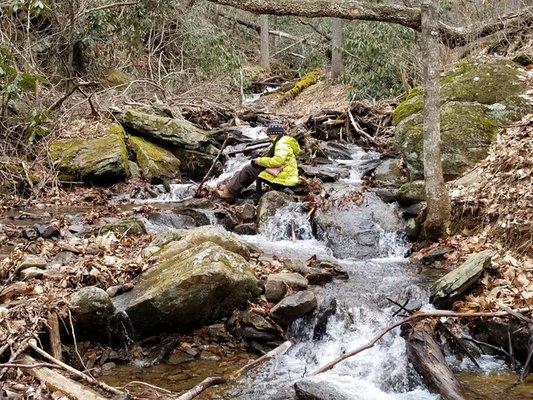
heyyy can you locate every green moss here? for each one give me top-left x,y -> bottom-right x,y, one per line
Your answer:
100,68 -> 132,88
278,68 -> 322,105
393,90 -> 424,126
129,135 -> 180,183
395,180 -> 426,206
85,218 -> 146,237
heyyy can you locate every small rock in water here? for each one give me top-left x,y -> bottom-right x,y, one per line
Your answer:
313,298 -> 337,340
373,188 -> 396,204
233,223 -> 256,235
243,327 -> 279,341
167,349 -> 195,365
270,290 -> 317,326
35,223 -> 60,238
401,202 -> 425,218
265,272 -> 308,302
237,203 -> 256,221
419,246 -> 453,264
101,362 -> 116,372
306,269 -> 333,285
373,158 -> 405,187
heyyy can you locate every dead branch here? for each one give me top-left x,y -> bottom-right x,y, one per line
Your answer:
312,308 -> 531,375
195,135 -> 230,195
28,339 -> 123,396
176,340 -> 293,400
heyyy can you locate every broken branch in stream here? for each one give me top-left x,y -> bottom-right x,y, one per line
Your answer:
312,308 -> 531,375
195,135 -> 230,195
176,340 -> 293,400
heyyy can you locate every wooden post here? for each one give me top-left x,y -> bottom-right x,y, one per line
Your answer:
47,311 -> 63,362
331,18 -> 344,79
260,14 -> 270,70
420,0 -> 451,239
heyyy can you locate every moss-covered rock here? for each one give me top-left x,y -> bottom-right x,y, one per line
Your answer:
112,241 -> 261,338
129,136 -> 181,183
116,108 -> 211,149
84,218 -> 146,238
49,124 -> 130,184
395,180 -> 426,206
100,68 -> 132,88
394,58 -> 531,180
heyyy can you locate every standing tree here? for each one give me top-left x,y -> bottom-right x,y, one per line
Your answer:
260,14 -> 270,70
331,18 -> 344,80
420,0 -> 450,239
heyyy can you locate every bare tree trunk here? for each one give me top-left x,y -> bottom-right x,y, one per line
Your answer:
420,0 -> 451,240
331,18 -> 344,80
260,14 -> 270,70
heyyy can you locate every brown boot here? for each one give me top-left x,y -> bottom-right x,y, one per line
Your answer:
216,186 -> 233,199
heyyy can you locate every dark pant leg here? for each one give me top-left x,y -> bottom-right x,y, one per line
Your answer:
226,163 -> 263,196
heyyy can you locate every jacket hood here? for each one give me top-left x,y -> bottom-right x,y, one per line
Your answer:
282,135 -> 301,156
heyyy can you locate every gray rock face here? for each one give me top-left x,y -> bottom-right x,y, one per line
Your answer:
265,272 -> 308,302
430,250 -> 492,308
117,108 -> 211,149
270,290 -> 317,326
256,191 -> 294,229
373,158 -> 405,187
113,242 -> 261,338
71,286 -> 115,340
314,192 -> 403,259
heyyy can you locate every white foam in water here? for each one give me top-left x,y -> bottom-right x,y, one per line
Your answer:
206,154 -> 250,188
259,203 -> 313,241
139,183 -> 196,203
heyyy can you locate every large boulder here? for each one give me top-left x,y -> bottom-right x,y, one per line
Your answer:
270,290 -> 317,326
314,191 -> 404,259
372,158 -> 405,187
113,242 -> 261,338
256,191 -> 293,229
128,136 -> 181,183
295,376 -> 393,400
152,225 -> 251,260
71,286 -> 115,341
394,58 -> 531,180
116,108 -> 211,149
49,124 -> 130,184
430,250 -> 492,308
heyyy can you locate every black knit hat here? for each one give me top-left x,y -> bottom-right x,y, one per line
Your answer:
266,121 -> 285,135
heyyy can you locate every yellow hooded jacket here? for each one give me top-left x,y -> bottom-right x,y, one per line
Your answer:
256,135 -> 301,186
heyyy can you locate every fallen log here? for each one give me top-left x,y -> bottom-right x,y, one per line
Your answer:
403,319 -> 465,400
20,355 -> 107,400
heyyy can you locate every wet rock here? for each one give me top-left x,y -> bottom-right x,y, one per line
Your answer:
116,108 -> 211,149
49,124 -> 130,184
394,58 -> 530,180
175,208 -> 210,226
20,267 -> 44,280
373,188 -> 396,204
308,260 -> 349,280
18,255 -> 47,271
313,298 -> 337,340
243,327 -> 279,341
257,191 -> 293,228
216,210 -> 238,231
405,218 -> 420,241
113,242 -> 260,338
106,283 -> 134,298
147,211 -> 197,230
233,223 -> 257,235
395,180 -> 426,206
22,227 -> 38,241
35,223 -> 60,238
237,203 -> 256,222
314,192 -> 403,259
155,225 -> 251,260
244,310 -> 277,333
270,290 -> 317,326
299,164 -> 345,182
265,272 -> 308,302
430,250 -> 492,308
472,319 -> 531,363
173,148 -> 217,181
128,135 -> 181,183
167,349 -> 195,365
71,286 -> 115,341
373,158 -> 405,187
306,269 -> 333,285
400,202 -> 425,218
419,247 -> 453,264
294,376 -> 354,400
316,141 -> 353,160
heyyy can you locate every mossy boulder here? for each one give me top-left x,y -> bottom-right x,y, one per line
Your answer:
394,58 -> 531,180
100,68 -> 132,88
395,180 -> 426,206
84,218 -> 146,238
129,136 -> 181,183
116,108 -> 211,149
49,124 -> 130,184
113,241 -> 261,338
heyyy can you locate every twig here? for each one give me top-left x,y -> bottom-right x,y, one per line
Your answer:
68,309 -> 91,376
0,362 -> 61,369
118,380 -> 172,394
28,340 -> 123,396
312,308 -> 531,375
195,135 -> 230,195
347,110 -> 376,143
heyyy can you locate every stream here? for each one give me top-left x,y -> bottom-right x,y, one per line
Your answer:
101,137 -> 529,399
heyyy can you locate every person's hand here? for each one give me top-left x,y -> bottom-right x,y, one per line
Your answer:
251,158 -> 260,166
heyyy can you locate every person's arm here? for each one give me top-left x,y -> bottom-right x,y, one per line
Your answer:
254,141 -> 290,168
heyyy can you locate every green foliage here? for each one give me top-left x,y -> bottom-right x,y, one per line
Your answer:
342,21 -> 418,100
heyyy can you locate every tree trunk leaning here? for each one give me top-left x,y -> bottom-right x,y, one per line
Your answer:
420,0 -> 451,240
331,18 -> 344,80
260,14 -> 270,70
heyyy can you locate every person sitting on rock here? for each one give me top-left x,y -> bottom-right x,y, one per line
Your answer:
217,121 -> 301,199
